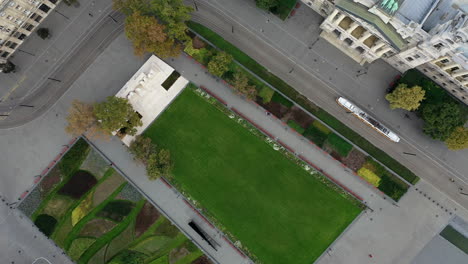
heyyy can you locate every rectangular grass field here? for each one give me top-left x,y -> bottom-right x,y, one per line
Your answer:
144,88 -> 362,264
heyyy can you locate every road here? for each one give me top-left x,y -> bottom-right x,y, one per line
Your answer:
189,0 -> 468,209
0,0 -> 124,128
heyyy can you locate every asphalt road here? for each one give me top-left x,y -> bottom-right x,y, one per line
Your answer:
189,0 -> 468,209
0,1 -> 124,128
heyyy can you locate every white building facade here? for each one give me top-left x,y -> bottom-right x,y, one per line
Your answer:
0,0 -> 60,64
302,0 -> 468,104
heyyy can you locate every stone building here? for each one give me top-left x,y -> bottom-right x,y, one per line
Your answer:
301,0 -> 468,105
0,0 -> 59,64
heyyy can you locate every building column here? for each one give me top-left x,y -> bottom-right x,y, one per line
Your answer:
376,47 -> 392,57
370,41 -> 386,52
333,14 -> 347,26
441,63 -> 459,71
328,9 -> 340,22
431,56 -> 449,64
346,23 -> 359,33
359,32 -> 373,41
451,70 -> 468,78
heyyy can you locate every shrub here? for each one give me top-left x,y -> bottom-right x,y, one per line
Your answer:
97,200 -> 135,222
363,158 -> 387,176
108,250 -> 146,264
71,191 -> 94,226
378,174 -> 407,201
59,138 -> 90,177
36,28 -> 50,39
357,167 -> 381,187
34,214 -> 57,237
58,170 -> 97,199
271,92 -> 293,108
258,86 -> 275,103
326,133 -> 353,157
154,219 -> 180,238
287,120 -> 305,134
129,135 -> 156,164
207,51 -> 233,77
312,120 -> 331,135
303,125 -> 328,147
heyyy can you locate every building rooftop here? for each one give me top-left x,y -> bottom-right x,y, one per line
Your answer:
337,0 -> 407,50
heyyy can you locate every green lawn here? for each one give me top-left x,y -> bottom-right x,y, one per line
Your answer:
187,21 -> 419,185
144,88 -> 361,264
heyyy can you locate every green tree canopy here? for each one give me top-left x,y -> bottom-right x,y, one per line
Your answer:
422,102 -> 466,141
94,96 -> 142,135
445,127 -> 468,150
208,51 -> 233,77
147,149 -> 172,180
232,70 -> 257,100
129,135 -> 156,163
255,0 -> 278,10
125,11 -> 181,57
149,0 -> 193,41
385,83 -> 426,111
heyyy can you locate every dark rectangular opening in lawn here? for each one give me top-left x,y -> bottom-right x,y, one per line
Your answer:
161,70 -> 181,90
144,88 -> 362,264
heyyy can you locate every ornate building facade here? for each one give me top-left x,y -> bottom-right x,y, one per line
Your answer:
0,0 -> 59,64
301,0 -> 468,105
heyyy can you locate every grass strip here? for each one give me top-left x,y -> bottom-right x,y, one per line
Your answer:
440,225 -> 468,254
187,21 -> 419,184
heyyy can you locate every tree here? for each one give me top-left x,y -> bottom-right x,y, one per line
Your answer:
422,102 -> 466,141
149,0 -> 193,41
256,0 -> 278,10
94,96 -> 142,135
0,60 -> 15,73
385,84 -> 425,111
146,149 -> 172,180
113,0 -> 150,15
36,28 -> 50,39
124,11 -> 181,57
65,100 -> 108,139
129,135 -> 156,163
208,52 -> 233,77
232,70 -> 257,100
445,127 -> 468,150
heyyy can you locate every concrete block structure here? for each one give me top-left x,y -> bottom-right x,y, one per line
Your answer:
0,0 -> 59,64
115,55 -> 189,146
301,0 -> 468,105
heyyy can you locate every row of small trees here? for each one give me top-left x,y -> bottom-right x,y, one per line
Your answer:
129,135 -> 172,180
385,83 -> 467,150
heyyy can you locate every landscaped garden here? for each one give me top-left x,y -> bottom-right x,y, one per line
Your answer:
19,138 -> 210,264
184,23 -> 410,201
144,86 -> 363,264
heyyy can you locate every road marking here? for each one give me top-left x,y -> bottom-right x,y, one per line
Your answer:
0,75 -> 26,102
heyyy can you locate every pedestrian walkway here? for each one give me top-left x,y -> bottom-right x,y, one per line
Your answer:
0,200 -> 73,264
